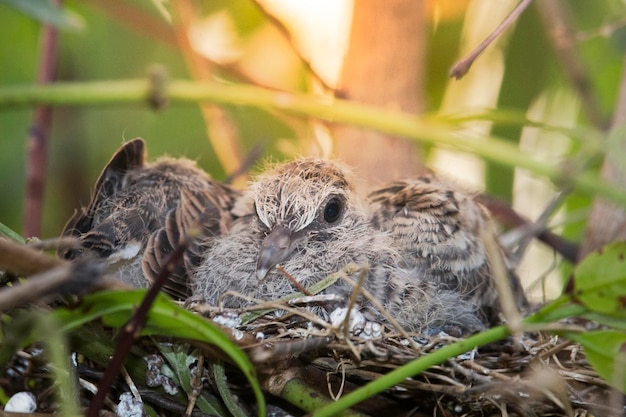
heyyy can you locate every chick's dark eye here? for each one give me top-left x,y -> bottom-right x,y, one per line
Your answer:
323,198 -> 342,223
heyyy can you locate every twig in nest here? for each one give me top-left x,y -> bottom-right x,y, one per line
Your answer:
482,222 -> 522,336
275,265 -> 313,296
0,237 -> 63,277
216,290 -> 334,329
450,0 -> 534,79
0,238 -> 123,310
525,367 -> 574,416
338,273 -> 419,350
226,264 -> 357,324
247,335 -> 333,364
448,360 -> 496,385
0,259 -> 113,311
246,300 -> 332,329
343,267 -> 368,337
26,236 -> 81,252
286,293 -> 345,306
121,365 -> 142,401
334,267 -> 370,359
327,360 -> 348,400
184,354 -> 204,417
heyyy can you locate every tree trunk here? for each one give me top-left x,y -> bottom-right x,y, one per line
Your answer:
332,0 -> 426,185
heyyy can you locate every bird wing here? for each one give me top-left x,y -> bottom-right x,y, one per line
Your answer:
142,182 -> 242,300
368,176 -> 489,278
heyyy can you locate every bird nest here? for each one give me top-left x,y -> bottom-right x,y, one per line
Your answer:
1,286 -> 622,417
182,293 -> 621,417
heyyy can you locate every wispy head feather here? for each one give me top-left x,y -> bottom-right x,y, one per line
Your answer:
250,158 -> 355,231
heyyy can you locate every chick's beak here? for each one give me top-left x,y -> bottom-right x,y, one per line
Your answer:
256,225 -> 305,281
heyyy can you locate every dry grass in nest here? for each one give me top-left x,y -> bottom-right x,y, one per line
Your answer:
188,297 -> 624,417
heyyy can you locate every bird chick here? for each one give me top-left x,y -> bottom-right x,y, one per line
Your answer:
59,138 -> 240,299
368,176 -> 527,324
192,158 -> 492,333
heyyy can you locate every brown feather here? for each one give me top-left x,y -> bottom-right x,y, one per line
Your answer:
368,175 -> 527,324
59,138 -> 240,299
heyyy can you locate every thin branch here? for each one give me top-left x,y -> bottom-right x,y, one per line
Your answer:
0,260 -> 75,311
450,0 -> 534,79
0,237 -> 63,276
24,0 -> 60,238
0,79 -> 620,211
223,141 -> 265,184
1,78 -> 622,206
0,238 -> 125,310
577,17 -> 626,42
476,194 -> 580,263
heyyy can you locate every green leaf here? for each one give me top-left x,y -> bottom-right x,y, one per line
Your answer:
214,360 -> 250,417
158,344 -> 227,416
54,290 -> 266,417
563,330 -> 626,393
1,0 -> 84,30
0,222 -> 25,244
569,241 -> 626,316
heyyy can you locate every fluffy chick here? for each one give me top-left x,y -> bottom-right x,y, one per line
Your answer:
368,176 -> 527,324
59,138 -> 239,299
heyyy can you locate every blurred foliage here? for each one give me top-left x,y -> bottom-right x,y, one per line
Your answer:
0,0 -> 305,238
1,0 -> 85,30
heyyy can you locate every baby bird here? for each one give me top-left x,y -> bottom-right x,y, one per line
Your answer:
191,158 -> 513,332
368,176 -> 527,324
59,138 -> 240,299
